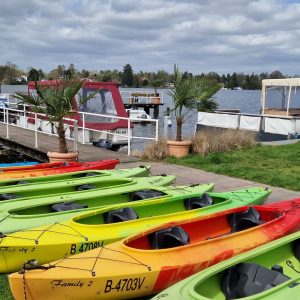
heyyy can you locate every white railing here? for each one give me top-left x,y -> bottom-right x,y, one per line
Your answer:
121,90 -> 164,104
0,103 -> 159,156
197,111 -> 300,137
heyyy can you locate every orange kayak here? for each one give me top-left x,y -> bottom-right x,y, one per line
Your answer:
0,159 -> 119,180
8,198 -> 300,300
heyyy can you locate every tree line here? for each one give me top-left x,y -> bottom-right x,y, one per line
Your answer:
0,61 -> 293,90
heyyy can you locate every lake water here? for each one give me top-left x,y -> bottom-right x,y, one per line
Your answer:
1,85 -> 262,151
122,88 -> 262,150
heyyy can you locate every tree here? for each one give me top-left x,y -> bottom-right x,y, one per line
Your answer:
81,69 -> 90,78
168,65 -> 221,142
14,79 -> 98,153
122,64 -> 134,87
269,70 -> 284,79
38,69 -> 45,80
28,68 -> 40,82
2,62 -> 22,84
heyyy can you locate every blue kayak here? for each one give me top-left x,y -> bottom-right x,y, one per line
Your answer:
0,161 -> 38,168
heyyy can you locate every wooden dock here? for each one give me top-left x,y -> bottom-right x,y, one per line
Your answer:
0,124 -> 139,163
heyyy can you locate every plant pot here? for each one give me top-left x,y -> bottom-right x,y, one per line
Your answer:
167,140 -> 191,158
47,151 -> 79,163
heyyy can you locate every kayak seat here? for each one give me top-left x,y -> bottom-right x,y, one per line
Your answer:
9,180 -> 28,185
229,207 -> 264,232
293,239 -> 300,261
75,184 -> 96,191
184,193 -> 213,210
104,207 -> 139,224
149,226 -> 190,249
0,193 -> 19,201
130,190 -> 165,201
222,262 -> 290,299
51,201 -> 88,212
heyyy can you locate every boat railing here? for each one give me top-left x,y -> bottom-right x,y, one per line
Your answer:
0,102 -> 159,156
121,90 -> 164,105
197,111 -> 300,137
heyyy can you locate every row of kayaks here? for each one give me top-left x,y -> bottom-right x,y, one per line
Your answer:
0,160 -> 299,299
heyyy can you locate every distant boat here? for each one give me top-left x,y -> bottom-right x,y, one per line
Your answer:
233,87 -> 243,90
126,108 -> 151,122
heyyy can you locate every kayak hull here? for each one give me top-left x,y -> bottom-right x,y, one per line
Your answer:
0,162 -> 38,168
0,165 -> 150,188
9,198 -> 300,300
0,166 -> 151,200
0,159 -> 119,180
152,231 -> 300,300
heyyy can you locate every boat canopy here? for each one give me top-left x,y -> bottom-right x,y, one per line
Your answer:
261,78 -> 300,115
27,80 -> 131,130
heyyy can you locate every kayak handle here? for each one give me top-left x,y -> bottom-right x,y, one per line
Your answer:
19,259 -> 55,273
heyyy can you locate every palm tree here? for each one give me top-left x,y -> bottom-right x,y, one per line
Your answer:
14,78 -> 98,153
167,65 -> 221,142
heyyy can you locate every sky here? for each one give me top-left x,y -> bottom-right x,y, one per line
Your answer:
1,0 -> 300,75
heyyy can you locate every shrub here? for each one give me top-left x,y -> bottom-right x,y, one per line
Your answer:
142,138 -> 168,161
191,129 -> 256,155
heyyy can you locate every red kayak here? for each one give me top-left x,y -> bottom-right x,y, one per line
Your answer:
0,159 -> 119,180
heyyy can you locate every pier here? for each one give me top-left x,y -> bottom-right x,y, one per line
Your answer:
121,91 -> 164,118
0,124 -> 139,163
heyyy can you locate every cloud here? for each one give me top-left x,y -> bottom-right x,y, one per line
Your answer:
0,0 -> 299,75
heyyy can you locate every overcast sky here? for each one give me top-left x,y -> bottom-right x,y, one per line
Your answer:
1,0 -> 299,75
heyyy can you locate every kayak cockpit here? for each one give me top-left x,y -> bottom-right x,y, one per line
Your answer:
8,189 -> 168,216
194,238 -> 300,299
0,171 -> 107,189
0,178 -> 136,201
125,207 -> 282,250
74,193 -> 229,225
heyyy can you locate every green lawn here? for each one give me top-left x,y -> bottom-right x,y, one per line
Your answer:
0,274 -> 12,299
167,142 -> 300,191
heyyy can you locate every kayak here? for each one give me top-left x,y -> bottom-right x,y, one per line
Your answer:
0,166 -> 151,200
0,186 -> 266,273
0,161 -> 69,171
0,165 -> 150,188
152,231 -> 300,300
9,198 -> 300,300
0,175 -> 177,233
0,161 -> 38,168
0,159 -> 119,180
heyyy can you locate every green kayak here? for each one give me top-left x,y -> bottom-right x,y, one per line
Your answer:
0,175 -> 190,233
152,230 -> 300,300
0,187 -> 268,273
0,166 -> 150,198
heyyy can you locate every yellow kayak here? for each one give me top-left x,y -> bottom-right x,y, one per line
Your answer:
0,183 -> 217,273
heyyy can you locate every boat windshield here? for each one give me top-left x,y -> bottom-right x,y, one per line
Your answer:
78,88 -> 119,123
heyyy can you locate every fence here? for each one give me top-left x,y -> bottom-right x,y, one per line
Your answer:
0,103 -> 159,156
197,111 -> 300,137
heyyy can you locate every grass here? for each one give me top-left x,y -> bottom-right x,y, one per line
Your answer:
0,274 -> 12,299
167,142 -> 300,191
142,138 -> 168,161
